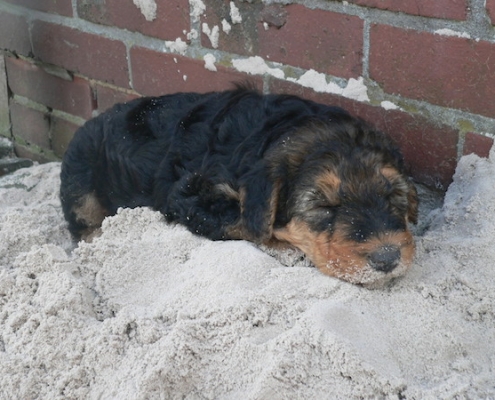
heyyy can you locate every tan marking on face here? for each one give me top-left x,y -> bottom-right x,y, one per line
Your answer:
273,220 -> 337,274
315,170 -> 341,204
273,219 -> 415,285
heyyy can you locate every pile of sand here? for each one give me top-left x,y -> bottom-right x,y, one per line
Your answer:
0,151 -> 494,399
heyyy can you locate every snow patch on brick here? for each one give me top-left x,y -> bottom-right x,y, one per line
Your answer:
187,29 -> 199,41
291,69 -> 342,94
232,56 -> 284,79
230,2 -> 242,24
202,23 -> 219,49
342,77 -> 370,102
381,100 -> 401,110
164,38 -> 188,55
189,0 -> 206,22
203,54 -> 217,72
434,28 -> 471,39
132,0 -> 157,21
289,70 -> 370,102
132,0 -> 156,21
222,19 -> 232,34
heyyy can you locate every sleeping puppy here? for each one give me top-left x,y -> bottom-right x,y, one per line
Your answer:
60,86 -> 418,286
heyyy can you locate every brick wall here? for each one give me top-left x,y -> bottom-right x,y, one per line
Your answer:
0,0 -> 494,189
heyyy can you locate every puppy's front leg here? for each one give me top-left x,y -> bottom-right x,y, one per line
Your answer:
161,171 -> 241,240
225,164 -> 279,243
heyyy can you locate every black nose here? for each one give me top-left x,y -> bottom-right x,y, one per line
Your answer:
368,246 -> 401,273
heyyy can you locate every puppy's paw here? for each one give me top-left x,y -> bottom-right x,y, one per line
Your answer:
165,172 -> 241,239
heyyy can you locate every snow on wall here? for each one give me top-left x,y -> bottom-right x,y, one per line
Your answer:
189,0 -> 206,22
434,28 -> 471,39
203,53 -> 217,72
132,0 -> 157,21
232,56 -> 285,80
202,23 -> 219,49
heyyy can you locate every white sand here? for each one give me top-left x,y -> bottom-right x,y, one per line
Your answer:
1,151 -> 494,399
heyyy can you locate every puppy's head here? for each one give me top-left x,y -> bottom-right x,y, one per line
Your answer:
273,148 -> 418,287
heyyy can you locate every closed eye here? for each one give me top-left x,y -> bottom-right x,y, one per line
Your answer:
308,205 -> 339,232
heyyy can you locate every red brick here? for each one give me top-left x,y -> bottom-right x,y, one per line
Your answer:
269,79 -> 458,190
51,116 -> 80,158
3,0 -> 73,16
201,0 -> 263,56
6,57 -> 95,119
0,12 -> 31,56
77,0 -> 189,41
0,55 -> 9,138
130,47 -> 263,96
463,133 -> 494,158
346,0 -> 467,20
14,143 -> 54,163
10,102 -> 51,149
258,4 -> 363,78
31,21 -> 129,87
95,84 -> 140,113
370,25 -> 495,119
488,0 -> 495,25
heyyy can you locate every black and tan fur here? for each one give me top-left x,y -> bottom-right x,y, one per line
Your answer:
60,87 -> 418,286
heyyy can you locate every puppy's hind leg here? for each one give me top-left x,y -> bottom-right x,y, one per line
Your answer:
60,157 -> 109,242
72,193 -> 108,241
61,190 -> 108,242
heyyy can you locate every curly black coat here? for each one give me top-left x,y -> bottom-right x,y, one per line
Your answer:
60,87 -> 418,285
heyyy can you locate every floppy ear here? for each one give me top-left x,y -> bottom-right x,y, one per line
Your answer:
380,166 -> 419,225
227,162 -> 279,242
407,180 -> 419,224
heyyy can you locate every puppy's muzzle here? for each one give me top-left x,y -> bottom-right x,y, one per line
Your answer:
367,245 -> 401,273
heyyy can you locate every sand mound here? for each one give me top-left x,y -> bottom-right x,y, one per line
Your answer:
0,152 -> 494,399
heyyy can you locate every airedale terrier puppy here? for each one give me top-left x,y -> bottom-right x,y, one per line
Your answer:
60,86 -> 418,286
